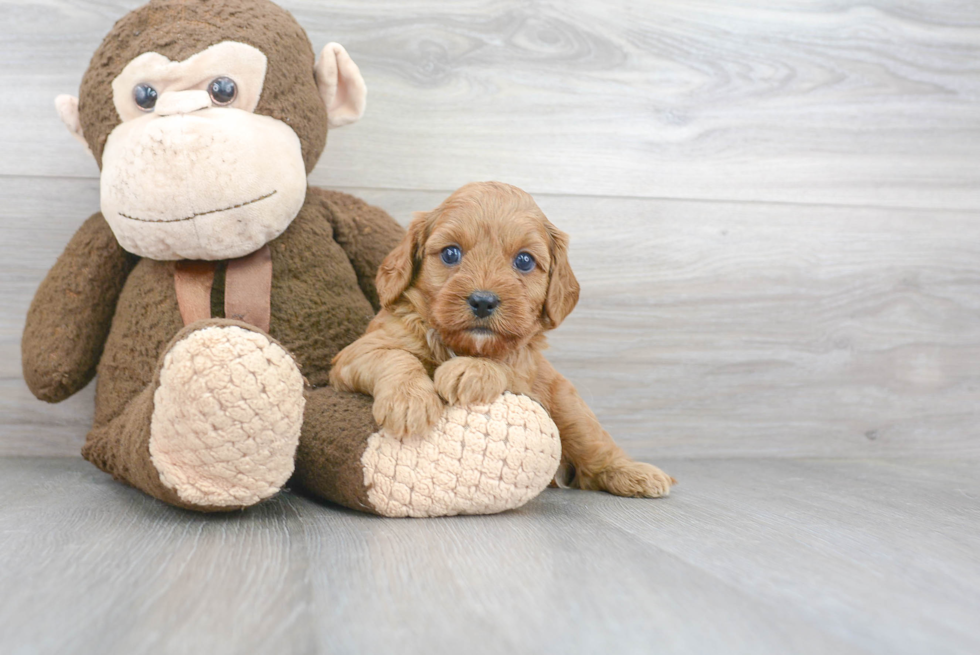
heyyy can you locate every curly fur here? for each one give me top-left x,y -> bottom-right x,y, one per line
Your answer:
331,182 -> 674,498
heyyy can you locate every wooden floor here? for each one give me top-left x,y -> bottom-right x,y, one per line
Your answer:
2,0 -> 979,653
1,456 -> 978,655
3,0 -> 979,460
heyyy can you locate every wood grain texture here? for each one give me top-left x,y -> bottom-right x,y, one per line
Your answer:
1,456 -> 977,655
1,0 -> 978,208
357,188 -> 980,459
4,179 -> 979,457
3,3 -> 979,654
589,457 -> 980,655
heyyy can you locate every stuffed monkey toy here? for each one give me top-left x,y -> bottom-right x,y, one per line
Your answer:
23,0 -> 560,517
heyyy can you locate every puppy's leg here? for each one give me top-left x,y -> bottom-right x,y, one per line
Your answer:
535,360 -> 673,498
330,332 -> 443,439
433,357 -> 509,405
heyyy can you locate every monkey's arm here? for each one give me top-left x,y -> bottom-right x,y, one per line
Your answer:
22,212 -> 138,402
311,187 -> 405,312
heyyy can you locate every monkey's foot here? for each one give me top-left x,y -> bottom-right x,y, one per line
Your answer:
360,393 -> 562,517
149,325 -> 305,508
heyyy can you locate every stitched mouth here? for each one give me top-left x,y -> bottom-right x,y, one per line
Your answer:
118,190 -> 277,223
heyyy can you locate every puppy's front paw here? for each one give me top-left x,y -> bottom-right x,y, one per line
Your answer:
373,377 -> 444,439
434,357 -> 508,405
590,461 -> 675,498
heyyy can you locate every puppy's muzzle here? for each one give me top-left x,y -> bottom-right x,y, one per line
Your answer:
467,291 -> 499,318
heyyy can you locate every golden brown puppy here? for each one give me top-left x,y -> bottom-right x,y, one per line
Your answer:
330,182 -> 673,497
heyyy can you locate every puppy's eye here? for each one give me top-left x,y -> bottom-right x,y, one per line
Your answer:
133,83 -> 158,111
208,77 -> 237,105
441,245 -> 462,266
514,252 -> 536,273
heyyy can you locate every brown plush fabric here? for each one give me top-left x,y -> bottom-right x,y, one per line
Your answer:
313,188 -> 409,313
82,383 -> 193,509
92,257 -> 186,428
44,190 -> 404,510
292,386 -> 381,514
25,0 -> 407,512
265,192 -> 382,387
85,318 -> 288,513
79,0 -> 328,173
86,188 -> 402,417
22,213 -> 138,402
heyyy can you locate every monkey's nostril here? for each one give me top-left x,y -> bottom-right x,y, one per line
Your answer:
467,291 -> 499,318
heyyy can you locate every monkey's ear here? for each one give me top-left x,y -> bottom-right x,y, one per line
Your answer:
55,95 -> 93,157
314,43 -> 367,129
542,223 -> 580,329
376,212 -> 428,308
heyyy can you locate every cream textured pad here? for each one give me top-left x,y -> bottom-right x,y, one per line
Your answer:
150,326 -> 305,507
100,108 -> 307,261
362,393 -> 562,518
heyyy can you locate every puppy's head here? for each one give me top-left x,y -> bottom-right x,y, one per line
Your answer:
377,181 -> 580,358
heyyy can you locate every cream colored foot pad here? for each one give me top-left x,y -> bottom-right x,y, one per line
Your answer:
150,326 -> 305,508
362,393 -> 562,518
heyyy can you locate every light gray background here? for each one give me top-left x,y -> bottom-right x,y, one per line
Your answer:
1,1 -> 978,654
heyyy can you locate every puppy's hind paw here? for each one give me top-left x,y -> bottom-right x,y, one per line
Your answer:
591,461 -> 674,498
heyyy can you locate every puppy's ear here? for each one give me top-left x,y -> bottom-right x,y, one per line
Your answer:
543,223 -> 580,328
376,211 -> 428,308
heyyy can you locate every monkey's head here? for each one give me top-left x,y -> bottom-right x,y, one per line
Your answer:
56,0 -> 366,261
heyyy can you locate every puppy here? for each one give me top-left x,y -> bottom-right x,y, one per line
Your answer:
330,182 -> 673,498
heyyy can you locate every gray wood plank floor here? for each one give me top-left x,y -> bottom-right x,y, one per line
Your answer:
2,1 -> 978,653
4,178 -> 979,459
2,0 -> 979,208
1,456 -> 977,655
3,1 -> 979,459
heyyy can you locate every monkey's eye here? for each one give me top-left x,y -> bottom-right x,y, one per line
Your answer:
208,77 -> 237,105
441,246 -> 462,266
514,252 -> 536,273
133,84 -> 158,111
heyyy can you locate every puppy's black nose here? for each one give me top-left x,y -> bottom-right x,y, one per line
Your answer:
468,291 -> 499,318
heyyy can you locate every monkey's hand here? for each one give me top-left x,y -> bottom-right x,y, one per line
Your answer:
22,213 -> 137,402
434,357 -> 509,406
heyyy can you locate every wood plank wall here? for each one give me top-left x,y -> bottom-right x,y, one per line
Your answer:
2,0 -> 978,458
